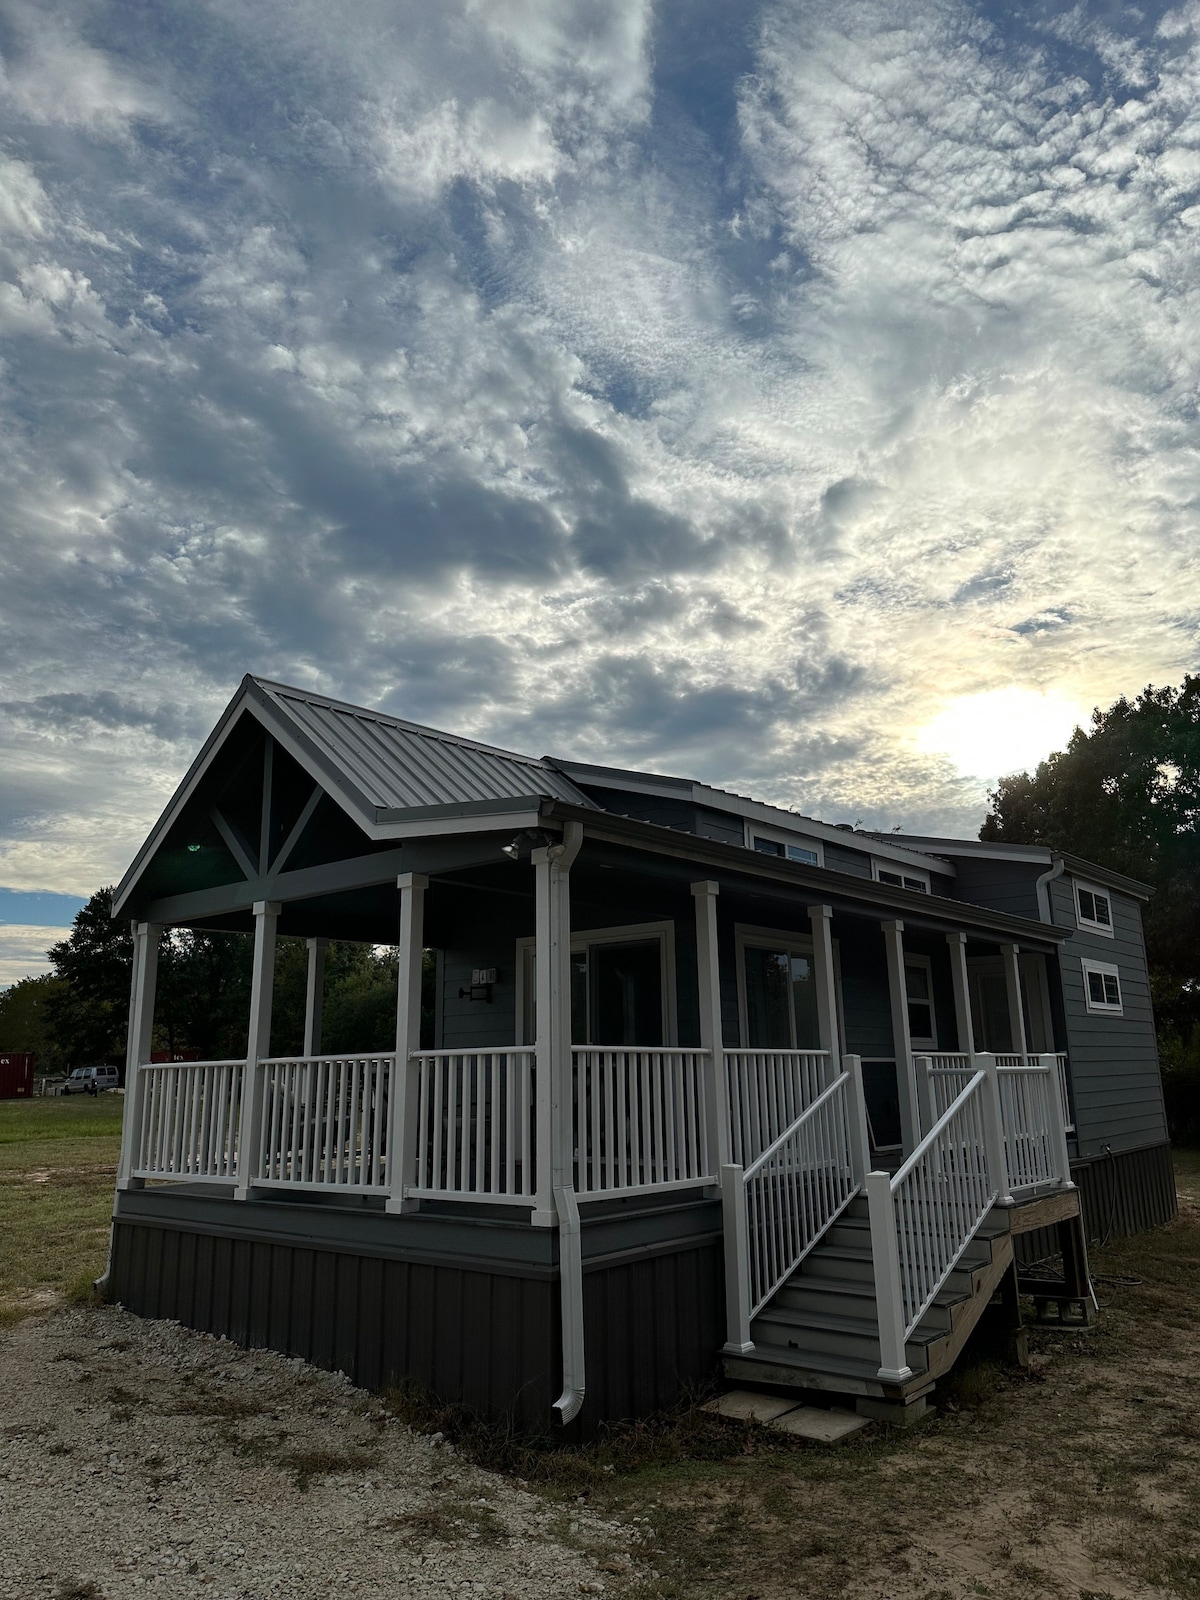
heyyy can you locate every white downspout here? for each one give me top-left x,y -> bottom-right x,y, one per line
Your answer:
549,821 -> 586,1425
1035,854 -> 1065,923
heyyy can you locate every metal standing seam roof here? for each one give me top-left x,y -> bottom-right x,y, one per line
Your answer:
256,679 -> 593,814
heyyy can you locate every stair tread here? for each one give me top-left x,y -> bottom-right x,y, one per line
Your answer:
778,1276 -> 967,1310
731,1345 -> 906,1383
753,1304 -> 945,1347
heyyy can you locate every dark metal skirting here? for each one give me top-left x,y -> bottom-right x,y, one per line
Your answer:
1014,1140 -> 1178,1265
108,1193 -> 724,1439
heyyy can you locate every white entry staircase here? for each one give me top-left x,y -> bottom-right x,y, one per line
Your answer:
719,1051 -> 1072,1412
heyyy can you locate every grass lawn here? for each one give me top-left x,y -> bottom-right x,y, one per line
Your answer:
0,1092 -> 124,1321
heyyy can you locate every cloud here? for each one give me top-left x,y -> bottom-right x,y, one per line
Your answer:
0,924 -> 71,988
1,0 -> 1199,980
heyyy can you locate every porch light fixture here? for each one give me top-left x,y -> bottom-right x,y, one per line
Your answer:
501,829 -> 552,862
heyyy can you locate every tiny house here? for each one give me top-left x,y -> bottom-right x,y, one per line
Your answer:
105,678 -> 1174,1432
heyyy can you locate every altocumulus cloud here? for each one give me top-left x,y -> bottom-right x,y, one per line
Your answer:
1,0 -> 1199,979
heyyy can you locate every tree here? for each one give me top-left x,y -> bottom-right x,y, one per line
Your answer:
46,889 -> 134,1065
981,675 -> 1200,1137
0,974 -> 69,1074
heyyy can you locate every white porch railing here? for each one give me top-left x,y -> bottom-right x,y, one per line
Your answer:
133,1060 -> 244,1182
256,1054 -> 394,1191
722,1059 -> 868,1350
867,1068 -> 1000,1379
572,1048 -> 712,1197
408,1049 -> 537,1204
919,1052 -> 1073,1197
723,1049 -> 829,1167
922,1053 -> 974,1123
997,1056 -> 1072,1194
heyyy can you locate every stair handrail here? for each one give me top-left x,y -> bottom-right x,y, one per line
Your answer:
721,1064 -> 862,1352
867,1065 -> 1002,1382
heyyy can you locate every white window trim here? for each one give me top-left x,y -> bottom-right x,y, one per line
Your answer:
903,953 -> 938,1050
742,820 -> 825,867
515,920 -> 677,1046
872,860 -> 931,894
1081,958 -> 1123,1015
733,923 -> 845,1051
1074,879 -> 1115,938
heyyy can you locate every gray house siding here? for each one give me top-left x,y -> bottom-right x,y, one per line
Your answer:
1050,874 -> 1168,1159
822,841 -> 872,878
950,857 -> 1044,919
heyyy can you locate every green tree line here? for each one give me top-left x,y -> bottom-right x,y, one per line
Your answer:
0,889 -> 417,1072
981,674 -> 1200,1141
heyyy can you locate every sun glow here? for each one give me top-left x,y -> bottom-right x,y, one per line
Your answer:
915,688 -> 1088,783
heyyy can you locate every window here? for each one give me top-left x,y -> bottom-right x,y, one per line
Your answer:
1082,959 -> 1123,1014
751,831 -> 821,866
516,922 -> 676,1046
734,925 -> 842,1051
903,955 -> 937,1048
874,863 -> 930,894
1075,881 -> 1114,937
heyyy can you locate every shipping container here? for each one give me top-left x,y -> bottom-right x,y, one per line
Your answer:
0,1053 -> 35,1099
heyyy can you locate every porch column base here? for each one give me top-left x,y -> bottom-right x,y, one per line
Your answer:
875,1364 -> 914,1385
385,1196 -> 420,1215
723,1340 -> 755,1356
115,1176 -> 145,1192
532,1208 -> 556,1228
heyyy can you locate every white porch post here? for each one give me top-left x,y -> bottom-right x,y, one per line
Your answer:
807,903 -> 840,1077
533,823 -> 583,1228
303,938 -> 328,1057
947,932 -> 975,1056
882,919 -> 919,1154
691,880 -> 729,1174
116,922 -> 161,1191
386,874 -> 427,1215
978,1053 -> 1015,1205
1000,943 -> 1028,1057
234,900 -> 280,1201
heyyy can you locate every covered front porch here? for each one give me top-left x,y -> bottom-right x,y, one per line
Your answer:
113,814 -> 1077,1424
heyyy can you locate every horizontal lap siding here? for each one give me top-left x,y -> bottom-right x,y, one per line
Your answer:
1052,877 -> 1168,1158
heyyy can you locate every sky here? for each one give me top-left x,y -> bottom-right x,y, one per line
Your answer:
2,0 -> 1199,986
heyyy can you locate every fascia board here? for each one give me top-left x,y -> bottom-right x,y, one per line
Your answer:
1058,853 -> 1153,899
550,758 -> 955,876
545,761 -> 693,799
373,810 -> 541,840
538,800 -> 1062,946
686,786 -> 956,876
886,835 -> 1153,899
872,835 -> 1053,864
112,678 -> 263,919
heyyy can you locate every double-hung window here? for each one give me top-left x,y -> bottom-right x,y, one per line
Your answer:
1075,881 -> 1114,936
1082,959 -> 1123,1014
903,955 -> 937,1048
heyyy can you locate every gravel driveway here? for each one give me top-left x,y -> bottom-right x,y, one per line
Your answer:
0,1307 -> 643,1600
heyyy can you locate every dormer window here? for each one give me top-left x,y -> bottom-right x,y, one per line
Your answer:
750,831 -> 821,866
1075,882 -> 1114,937
874,863 -> 930,894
